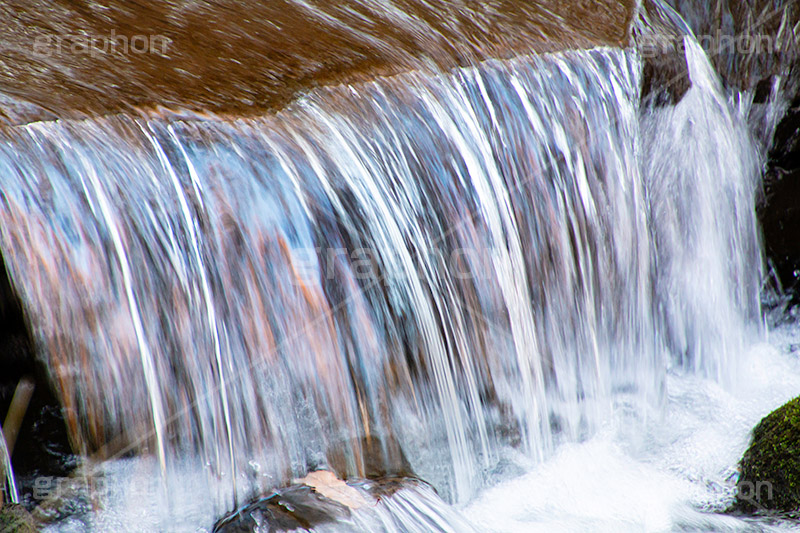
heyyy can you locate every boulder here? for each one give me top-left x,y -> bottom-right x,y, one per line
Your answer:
735,395 -> 800,514
213,473 -> 431,532
213,483 -> 352,533
0,503 -> 37,532
0,0 -> 636,124
215,435 -> 419,532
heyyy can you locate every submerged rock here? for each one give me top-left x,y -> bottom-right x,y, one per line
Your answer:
213,474 -> 425,532
735,396 -> 800,514
213,473 -> 475,532
325,436 -> 412,481
214,482 -> 353,533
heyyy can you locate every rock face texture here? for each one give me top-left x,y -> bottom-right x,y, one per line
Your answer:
761,96 -> 800,298
736,396 -> 800,514
0,0 -> 635,124
665,0 -> 798,94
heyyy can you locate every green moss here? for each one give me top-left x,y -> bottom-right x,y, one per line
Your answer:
736,395 -> 800,513
0,503 -> 37,532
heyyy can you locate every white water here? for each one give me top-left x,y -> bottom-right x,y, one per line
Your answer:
465,324 -> 800,533
42,324 -> 800,532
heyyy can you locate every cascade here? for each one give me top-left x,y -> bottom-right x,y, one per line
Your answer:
0,0 -> 790,530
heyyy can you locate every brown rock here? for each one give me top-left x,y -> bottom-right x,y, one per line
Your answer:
0,0 -> 636,124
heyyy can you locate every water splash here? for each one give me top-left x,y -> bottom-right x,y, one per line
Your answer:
642,38 -> 763,381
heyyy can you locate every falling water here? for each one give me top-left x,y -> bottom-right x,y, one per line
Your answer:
643,38 -> 763,380
0,13 -> 770,530
0,428 -> 18,504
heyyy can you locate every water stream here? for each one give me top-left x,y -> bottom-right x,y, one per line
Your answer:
0,7 -> 793,531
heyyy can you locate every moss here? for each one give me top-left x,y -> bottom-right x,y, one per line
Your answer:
735,395 -> 800,513
0,503 -> 37,532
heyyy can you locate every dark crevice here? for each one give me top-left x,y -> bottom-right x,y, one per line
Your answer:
759,96 -> 800,305
0,253 -> 34,398
0,251 -> 76,509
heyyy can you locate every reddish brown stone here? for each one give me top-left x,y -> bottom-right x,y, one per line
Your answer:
0,0 -> 635,124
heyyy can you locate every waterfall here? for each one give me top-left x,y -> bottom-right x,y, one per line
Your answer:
0,28 -> 764,528
643,38 -> 763,380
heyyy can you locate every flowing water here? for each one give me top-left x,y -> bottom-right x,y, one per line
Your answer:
0,5 -> 795,531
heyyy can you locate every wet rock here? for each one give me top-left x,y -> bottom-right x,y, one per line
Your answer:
0,253 -> 34,400
214,435 -> 418,531
636,0 -> 692,107
213,481 -> 354,532
735,396 -> 800,514
640,49 -> 692,107
0,373 -> 78,510
29,475 -> 95,526
0,503 -> 37,532
760,95 -> 800,302
213,474 -> 436,532
326,436 -> 412,481
664,0 -> 799,93
0,0 -> 636,123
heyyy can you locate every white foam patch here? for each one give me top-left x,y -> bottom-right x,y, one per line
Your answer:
464,437 -> 688,532
463,325 -> 800,532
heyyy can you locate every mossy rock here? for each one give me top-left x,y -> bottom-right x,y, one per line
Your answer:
735,395 -> 800,514
0,503 -> 37,532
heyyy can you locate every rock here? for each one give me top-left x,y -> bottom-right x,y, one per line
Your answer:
213,436 -> 420,531
636,0 -> 692,107
0,250 -> 77,507
30,475 -> 95,526
640,48 -> 691,107
760,96 -> 800,302
213,483 -> 354,532
662,0 -> 799,93
212,475 -> 438,532
325,435 -> 413,481
661,0 -> 800,307
0,503 -> 37,532
0,0 -> 636,123
0,252 -> 35,401
735,395 -> 800,514
293,470 -> 371,509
